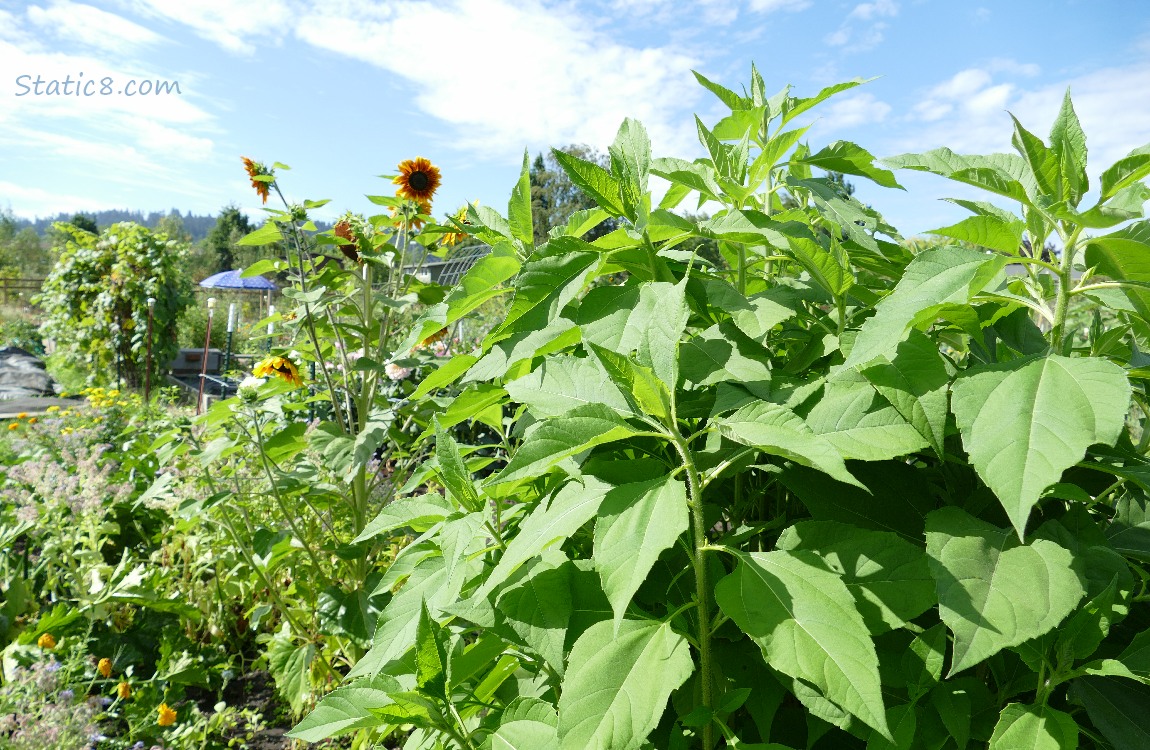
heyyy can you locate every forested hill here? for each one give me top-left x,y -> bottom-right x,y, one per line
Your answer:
9,209 -> 220,242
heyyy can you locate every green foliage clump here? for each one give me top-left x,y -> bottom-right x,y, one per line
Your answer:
36,221 -> 194,387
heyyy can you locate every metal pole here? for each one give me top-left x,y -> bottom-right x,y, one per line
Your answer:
145,297 -> 155,402
266,304 -> 275,353
197,297 -> 215,415
224,303 -> 236,374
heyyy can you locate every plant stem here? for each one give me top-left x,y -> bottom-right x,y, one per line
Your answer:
671,433 -> 715,750
1049,227 -> 1082,352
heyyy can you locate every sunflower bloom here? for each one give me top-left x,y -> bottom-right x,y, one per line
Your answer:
390,199 -> 432,230
157,702 -> 177,727
117,682 -> 131,700
333,219 -> 359,264
37,633 -> 56,649
253,356 -> 302,388
241,156 -> 274,204
394,157 -> 441,202
98,657 -> 113,678
441,203 -> 472,247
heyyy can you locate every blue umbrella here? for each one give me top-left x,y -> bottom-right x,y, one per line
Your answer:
199,270 -> 278,290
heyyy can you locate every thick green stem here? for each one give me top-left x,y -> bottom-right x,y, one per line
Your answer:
672,434 -> 715,750
1049,227 -> 1082,352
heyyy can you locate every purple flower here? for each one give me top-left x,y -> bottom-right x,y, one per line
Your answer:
58,688 -> 74,703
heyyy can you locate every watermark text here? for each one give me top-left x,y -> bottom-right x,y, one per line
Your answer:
14,73 -> 182,97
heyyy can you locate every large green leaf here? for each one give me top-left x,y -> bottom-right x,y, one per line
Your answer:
881,148 -> 1038,205
495,560 -> 573,674
593,476 -> 689,630
486,720 -> 560,750
1071,677 -> 1150,750
925,507 -> 1086,675
496,238 -> 601,333
505,355 -> 633,418
1107,490 -> 1150,561
267,631 -> 315,715
804,373 -> 929,462
794,141 -> 902,189
288,675 -> 402,742
989,704 -> 1078,750
715,550 -> 890,739
845,245 -> 1004,367
775,521 -> 934,634
928,214 -> 1025,255
508,150 -> 535,248
951,355 -> 1131,538
1099,143 -> 1150,200
1084,221 -> 1150,319
717,401 -> 861,487
434,419 -> 481,512
486,404 -> 640,486
479,478 -> 614,595
353,494 -> 454,544
1010,114 -> 1061,200
860,330 -> 950,457
552,149 -> 626,217
1049,89 -> 1089,205
608,118 -> 651,222
557,620 -> 693,750
679,321 -> 773,389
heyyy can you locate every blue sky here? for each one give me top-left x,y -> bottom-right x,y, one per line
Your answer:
1,0 -> 1148,237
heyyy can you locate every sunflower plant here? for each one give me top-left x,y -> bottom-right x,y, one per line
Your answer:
270,65 -> 1150,750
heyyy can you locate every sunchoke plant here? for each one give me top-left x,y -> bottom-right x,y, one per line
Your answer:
282,67 -> 1150,749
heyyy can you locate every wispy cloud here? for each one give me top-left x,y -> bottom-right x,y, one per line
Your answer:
26,1 -> 163,55
825,0 -> 897,52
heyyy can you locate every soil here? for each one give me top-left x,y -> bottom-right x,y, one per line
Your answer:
188,670 -> 299,750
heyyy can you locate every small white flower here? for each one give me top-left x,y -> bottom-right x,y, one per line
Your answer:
385,363 -> 413,381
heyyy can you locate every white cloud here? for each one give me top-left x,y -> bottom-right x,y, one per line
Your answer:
749,0 -> 812,14
126,0 -> 292,54
26,1 -> 163,55
819,92 -> 891,130
897,61 -> 1150,178
293,0 -> 702,158
0,180 -> 118,217
825,28 -> 851,46
848,0 -> 897,21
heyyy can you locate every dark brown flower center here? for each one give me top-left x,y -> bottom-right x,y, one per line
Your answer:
409,171 -> 431,191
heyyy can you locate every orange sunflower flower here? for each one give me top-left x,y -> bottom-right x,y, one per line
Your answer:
157,702 -> 177,727
241,156 -> 273,204
390,199 -> 432,230
441,203 -> 473,247
253,355 -> 302,388
393,157 -> 441,202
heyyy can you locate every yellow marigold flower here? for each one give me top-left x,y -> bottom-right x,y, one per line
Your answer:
15,412 -> 26,419
242,156 -> 273,204
117,681 -> 131,700
37,633 -> 56,649
27,417 -> 36,425
46,405 -> 59,413
98,657 -> 112,678
157,702 -> 177,727
394,157 -> 441,203
7,423 -> 17,431
253,356 -> 302,388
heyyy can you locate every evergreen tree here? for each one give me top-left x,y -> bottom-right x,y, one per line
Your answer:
204,205 -> 253,272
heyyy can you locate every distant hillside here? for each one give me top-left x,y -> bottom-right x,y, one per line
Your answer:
10,209 -> 220,243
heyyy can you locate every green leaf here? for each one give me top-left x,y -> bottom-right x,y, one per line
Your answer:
434,419 -> 481,512
1072,677 -> 1150,750
989,704 -> 1078,750
951,355 -> 1131,538
593,476 -> 689,630
776,521 -> 935,634
1010,113 -> 1061,199
506,355 -> 632,418
679,321 -> 773,391
552,148 -> 626,217
495,560 -> 573,674
486,720 -> 560,750
479,478 -> 614,595
586,343 -> 670,419
353,494 -> 454,544
796,141 -> 903,189
631,279 -> 689,391
860,330 -> 950,458
557,620 -> 693,750
928,214 -> 1025,255
805,374 -> 929,462
287,675 -> 402,742
692,69 -> 748,109
845,245 -> 1004,367
925,507 -> 1087,675
715,550 -> 890,739
1049,89 -> 1089,204
1107,490 -> 1150,561
411,354 -> 479,400
717,401 -> 861,487
1084,221 -> 1150,320
485,404 -> 640,486
267,631 -> 315,715
509,150 -> 535,248
609,118 -> 651,222
1099,143 -> 1150,200
650,157 -> 723,202
497,238 -> 600,333
237,222 -> 283,247
781,79 -> 867,125
882,148 -> 1037,205
415,603 -> 447,697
